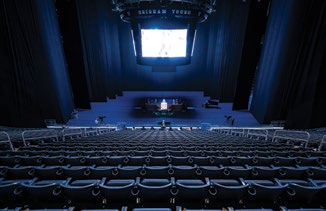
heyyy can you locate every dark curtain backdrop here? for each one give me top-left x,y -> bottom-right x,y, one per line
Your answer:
56,0 -> 91,109
75,0 -> 122,101
251,0 -> 326,129
284,0 -> 326,129
0,0 -> 74,127
232,0 -> 270,110
205,0 -> 250,102
251,0 -> 304,123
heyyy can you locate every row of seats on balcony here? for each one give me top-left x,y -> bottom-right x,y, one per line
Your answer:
49,128 -> 309,141
35,138 -> 278,145
1,149 -> 324,158
1,155 -> 325,167
20,134 -> 311,149
39,137 -> 259,144
27,130 -> 268,140
1,165 -> 325,180
24,145 -> 298,152
1,207 -> 326,211
1,177 -> 325,207
18,130 -> 273,147
18,145 -> 312,153
24,138 -> 288,145
20,138 -> 313,149
21,134 -> 310,146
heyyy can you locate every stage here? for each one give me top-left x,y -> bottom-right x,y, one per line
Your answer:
65,91 -> 261,128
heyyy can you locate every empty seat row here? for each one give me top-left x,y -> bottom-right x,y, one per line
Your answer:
1,177 -> 325,207
2,149 -> 324,158
1,155 -> 325,167
1,165 -> 326,180
20,145 -> 305,152
35,140 -> 286,146
1,207 -> 326,211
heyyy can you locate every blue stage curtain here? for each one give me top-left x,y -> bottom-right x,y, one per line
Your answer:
284,0 -> 326,129
251,0 -> 326,128
205,0 -> 250,102
56,0 -> 91,109
0,0 -> 74,127
75,0 -> 123,101
232,0 -> 270,110
250,0 -> 296,124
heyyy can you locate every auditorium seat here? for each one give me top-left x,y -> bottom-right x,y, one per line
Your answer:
190,157 -> 212,166
209,179 -> 248,205
0,178 -> 36,204
137,178 -> 172,203
277,179 -> 324,205
175,178 -> 210,203
63,166 -> 93,179
210,156 -> 232,166
221,166 -> 251,179
196,165 -> 224,179
23,208 -> 75,211
21,179 -> 67,204
42,156 -> 66,166
279,207 -> 326,211
142,165 -> 171,178
117,166 -> 144,179
85,156 -> 109,166
61,178 -> 104,203
179,209 -> 222,211
89,166 -> 119,178
108,156 -> 126,166
0,155 -> 23,167
148,156 -> 170,166
248,166 -> 279,180
132,208 -> 172,211
150,150 -> 169,156
275,166 -> 311,179
81,209 -> 120,211
0,208 -> 21,211
243,179 -> 287,205
232,209 -> 274,211
99,179 -> 137,203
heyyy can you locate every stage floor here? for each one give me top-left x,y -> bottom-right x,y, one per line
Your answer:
66,91 -> 261,127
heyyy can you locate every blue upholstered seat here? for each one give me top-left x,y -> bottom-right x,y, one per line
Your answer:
99,178 -> 137,203
61,178 -> 104,202
138,178 -> 172,202
175,178 -> 210,202
209,179 -> 249,204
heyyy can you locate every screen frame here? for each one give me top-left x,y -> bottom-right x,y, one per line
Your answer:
131,20 -> 196,66
141,28 -> 188,58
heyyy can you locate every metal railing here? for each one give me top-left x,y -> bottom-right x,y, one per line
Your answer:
83,128 -> 98,136
62,128 -> 83,141
318,135 -> 326,151
0,131 -> 14,151
272,130 -> 310,147
247,129 -> 269,140
230,128 -> 245,137
22,129 -> 59,146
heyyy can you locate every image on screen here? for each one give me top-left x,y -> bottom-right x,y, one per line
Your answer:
141,29 -> 187,57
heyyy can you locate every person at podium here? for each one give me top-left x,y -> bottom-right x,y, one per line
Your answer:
160,99 -> 168,110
